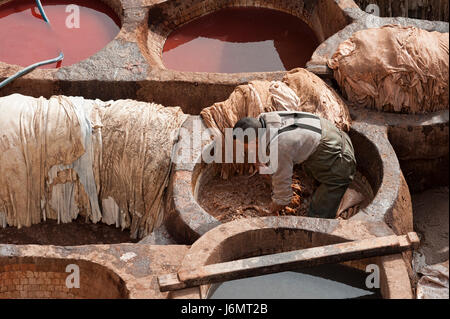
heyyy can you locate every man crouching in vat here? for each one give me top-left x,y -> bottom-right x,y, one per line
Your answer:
232,111 -> 357,219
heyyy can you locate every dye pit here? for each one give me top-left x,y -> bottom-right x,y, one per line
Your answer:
209,264 -> 381,299
0,0 -> 120,68
0,217 -> 137,246
162,7 -> 319,73
197,166 -> 372,222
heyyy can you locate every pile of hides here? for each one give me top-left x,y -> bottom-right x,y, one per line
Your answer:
328,25 -> 449,114
416,260 -> 449,299
201,68 -> 351,133
200,68 -> 352,179
0,94 -> 188,239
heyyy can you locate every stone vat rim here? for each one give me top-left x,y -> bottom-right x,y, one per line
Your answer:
174,216 -> 413,299
146,0 -> 358,75
167,116 -> 402,243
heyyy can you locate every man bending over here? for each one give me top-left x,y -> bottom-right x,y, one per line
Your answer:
232,111 -> 356,219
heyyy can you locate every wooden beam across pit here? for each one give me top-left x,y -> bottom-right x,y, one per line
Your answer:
158,232 -> 420,292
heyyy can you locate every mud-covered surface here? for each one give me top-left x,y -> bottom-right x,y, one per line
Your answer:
412,187 -> 449,268
198,167 -> 317,222
0,217 -> 138,246
198,166 -> 372,222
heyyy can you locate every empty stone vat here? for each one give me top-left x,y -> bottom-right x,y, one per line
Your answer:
0,256 -> 129,298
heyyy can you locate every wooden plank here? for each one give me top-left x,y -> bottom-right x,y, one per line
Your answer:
158,232 -> 419,292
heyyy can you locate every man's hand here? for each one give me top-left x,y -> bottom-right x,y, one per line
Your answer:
270,201 -> 285,214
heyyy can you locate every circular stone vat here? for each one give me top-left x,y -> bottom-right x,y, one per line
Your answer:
0,217 -> 138,246
172,217 -> 413,299
350,106 -> 449,193
0,256 -> 129,299
208,264 -> 381,299
0,0 -> 121,68
166,117 -> 413,244
162,7 -> 319,73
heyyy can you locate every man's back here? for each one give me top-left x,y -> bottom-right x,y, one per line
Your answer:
256,111 -> 356,219
259,111 -> 322,164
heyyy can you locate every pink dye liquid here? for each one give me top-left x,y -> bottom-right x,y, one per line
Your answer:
162,8 -> 319,73
0,0 -> 120,68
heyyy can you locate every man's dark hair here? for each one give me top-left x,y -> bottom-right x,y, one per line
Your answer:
232,117 -> 262,142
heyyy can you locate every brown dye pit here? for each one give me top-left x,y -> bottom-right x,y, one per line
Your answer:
198,166 -> 372,222
162,7 -> 319,73
0,217 -> 138,246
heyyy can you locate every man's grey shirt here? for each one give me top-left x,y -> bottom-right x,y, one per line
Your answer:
258,111 -> 322,206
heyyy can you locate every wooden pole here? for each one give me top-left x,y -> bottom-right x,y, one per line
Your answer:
158,232 -> 419,292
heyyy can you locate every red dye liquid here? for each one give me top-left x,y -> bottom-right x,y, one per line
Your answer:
163,8 -> 319,73
0,0 -> 120,68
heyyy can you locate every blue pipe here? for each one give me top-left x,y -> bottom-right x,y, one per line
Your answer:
35,0 -> 50,23
0,0 -> 64,89
0,52 -> 64,88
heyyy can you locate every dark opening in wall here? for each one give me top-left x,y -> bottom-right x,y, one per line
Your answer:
355,0 -> 449,22
0,217 -> 138,246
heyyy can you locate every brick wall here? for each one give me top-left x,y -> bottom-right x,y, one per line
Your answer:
0,264 -> 73,298
0,257 -> 129,299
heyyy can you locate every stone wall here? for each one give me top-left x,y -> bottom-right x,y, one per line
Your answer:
355,0 -> 449,21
